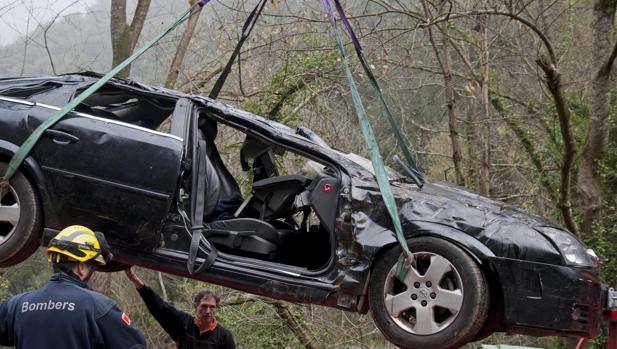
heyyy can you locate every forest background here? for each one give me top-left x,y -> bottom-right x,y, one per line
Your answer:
1,0 -> 616,348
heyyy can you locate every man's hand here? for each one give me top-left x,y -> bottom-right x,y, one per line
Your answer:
125,267 -> 145,289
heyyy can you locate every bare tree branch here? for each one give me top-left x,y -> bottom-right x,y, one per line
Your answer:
273,301 -> 326,349
424,9 -> 557,64
42,1 -> 80,75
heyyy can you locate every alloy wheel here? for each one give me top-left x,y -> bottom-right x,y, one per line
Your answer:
0,184 -> 21,243
383,251 -> 464,335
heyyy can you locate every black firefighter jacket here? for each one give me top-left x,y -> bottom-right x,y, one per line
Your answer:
0,273 -> 146,349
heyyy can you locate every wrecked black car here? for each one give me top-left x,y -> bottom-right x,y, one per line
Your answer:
0,73 -> 609,349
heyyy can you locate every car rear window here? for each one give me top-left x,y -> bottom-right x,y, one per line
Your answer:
76,84 -> 177,131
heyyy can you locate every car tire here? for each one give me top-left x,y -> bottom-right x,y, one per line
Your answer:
369,236 -> 489,349
0,162 -> 42,267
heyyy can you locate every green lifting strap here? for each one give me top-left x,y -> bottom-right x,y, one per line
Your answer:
331,8 -> 417,169
0,1 -> 208,184
322,0 -> 413,280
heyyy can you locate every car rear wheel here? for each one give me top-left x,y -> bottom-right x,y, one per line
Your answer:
369,237 -> 489,349
0,162 -> 42,267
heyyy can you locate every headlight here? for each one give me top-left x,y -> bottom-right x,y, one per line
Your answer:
537,227 -> 598,267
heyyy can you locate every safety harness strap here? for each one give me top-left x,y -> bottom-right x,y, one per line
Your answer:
322,0 -> 413,280
0,1 -> 210,184
187,139 -> 218,274
209,0 -> 267,99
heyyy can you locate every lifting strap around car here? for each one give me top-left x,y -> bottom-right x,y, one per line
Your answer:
322,0 -> 413,280
0,0 -> 211,185
330,0 -> 422,182
209,0 -> 267,99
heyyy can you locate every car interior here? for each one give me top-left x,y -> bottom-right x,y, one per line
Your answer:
69,85 -> 335,271
180,109 -> 336,271
77,85 -> 177,130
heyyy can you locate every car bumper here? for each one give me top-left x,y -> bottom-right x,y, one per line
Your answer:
490,257 -> 607,338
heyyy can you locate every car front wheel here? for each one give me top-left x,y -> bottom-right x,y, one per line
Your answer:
369,236 -> 489,349
0,162 -> 42,267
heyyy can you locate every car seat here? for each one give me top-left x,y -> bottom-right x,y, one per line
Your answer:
234,174 -> 311,221
196,129 -> 283,260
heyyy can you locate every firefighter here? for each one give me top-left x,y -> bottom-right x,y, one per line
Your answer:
0,225 -> 147,349
125,267 -> 235,349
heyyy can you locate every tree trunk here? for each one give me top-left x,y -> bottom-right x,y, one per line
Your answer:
479,15 -> 491,196
165,6 -> 203,89
424,1 -> 466,186
537,55 -> 579,235
464,87 -> 478,188
442,25 -> 466,187
578,0 -> 617,235
110,0 -> 152,78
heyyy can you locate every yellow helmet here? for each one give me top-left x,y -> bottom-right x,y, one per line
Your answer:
47,225 -> 112,265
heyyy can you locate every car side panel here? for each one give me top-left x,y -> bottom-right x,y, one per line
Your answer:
21,106 -> 182,249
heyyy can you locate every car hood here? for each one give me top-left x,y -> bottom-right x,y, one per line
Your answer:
347,167 -> 568,264
406,181 -> 550,230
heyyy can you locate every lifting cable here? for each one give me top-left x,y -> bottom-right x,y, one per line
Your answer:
322,0 -> 414,279
328,0 -> 424,187
0,0 -> 212,185
209,0 -> 267,99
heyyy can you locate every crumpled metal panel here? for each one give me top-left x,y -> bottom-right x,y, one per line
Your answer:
346,169 -> 563,265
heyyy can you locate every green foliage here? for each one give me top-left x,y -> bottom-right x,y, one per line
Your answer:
538,94 -> 589,171
219,300 -> 299,349
0,249 -> 49,296
593,88 -> 617,288
240,50 -> 338,125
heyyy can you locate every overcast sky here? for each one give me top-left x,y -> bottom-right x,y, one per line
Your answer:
0,0 -> 99,45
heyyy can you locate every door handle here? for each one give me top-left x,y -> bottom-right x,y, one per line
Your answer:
43,129 -> 80,145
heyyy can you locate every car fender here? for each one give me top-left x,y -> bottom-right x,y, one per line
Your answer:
355,221 -> 496,314
364,221 -> 495,281
0,140 -> 59,227
404,220 -> 495,265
